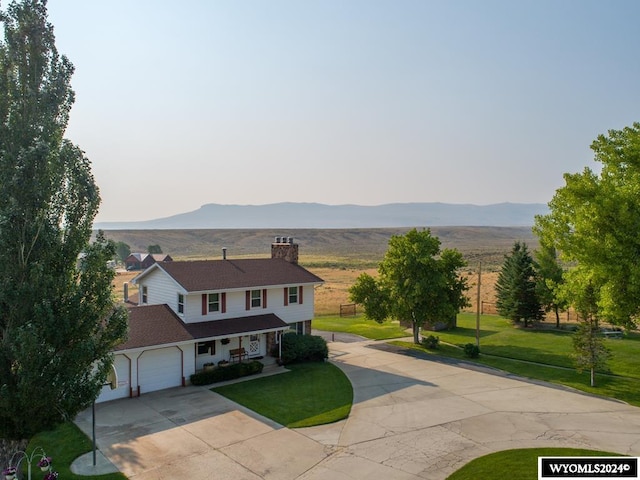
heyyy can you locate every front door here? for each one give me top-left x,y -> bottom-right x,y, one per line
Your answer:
248,334 -> 260,357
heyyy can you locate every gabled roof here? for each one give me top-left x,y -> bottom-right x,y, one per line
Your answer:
135,258 -> 323,292
116,304 -> 192,351
116,305 -> 290,351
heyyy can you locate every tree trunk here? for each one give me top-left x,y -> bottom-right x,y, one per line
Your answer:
590,367 -> 595,387
555,306 -> 560,328
0,439 -> 28,469
413,321 -> 420,344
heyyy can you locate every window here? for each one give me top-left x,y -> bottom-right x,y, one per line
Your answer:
197,341 -> 215,356
251,289 -> 261,308
288,286 -> 298,304
142,286 -> 148,304
208,293 -> 220,312
289,322 -> 304,335
177,293 -> 184,314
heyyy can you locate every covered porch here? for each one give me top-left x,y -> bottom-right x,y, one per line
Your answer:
185,313 -> 290,371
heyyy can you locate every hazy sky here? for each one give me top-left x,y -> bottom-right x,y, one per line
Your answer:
43,0 -> 640,222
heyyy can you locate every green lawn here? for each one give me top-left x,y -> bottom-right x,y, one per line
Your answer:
213,362 -> 353,427
313,314 -> 409,340
390,313 -> 640,406
447,448 -> 621,480
26,422 -> 126,480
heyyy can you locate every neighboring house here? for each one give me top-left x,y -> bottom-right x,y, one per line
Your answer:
125,253 -> 173,270
97,238 -> 323,403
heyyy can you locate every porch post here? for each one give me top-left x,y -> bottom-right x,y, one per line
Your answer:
238,336 -> 242,363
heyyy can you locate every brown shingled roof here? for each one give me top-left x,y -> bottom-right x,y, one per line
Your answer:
116,306 -> 290,351
154,258 -> 323,292
185,314 -> 289,339
116,304 -> 192,351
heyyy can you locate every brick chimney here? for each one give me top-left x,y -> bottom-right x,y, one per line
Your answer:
271,236 -> 299,264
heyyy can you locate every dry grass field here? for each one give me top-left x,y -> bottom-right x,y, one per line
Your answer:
107,227 -> 517,315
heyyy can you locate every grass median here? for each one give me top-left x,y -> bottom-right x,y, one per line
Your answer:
213,362 -> 353,428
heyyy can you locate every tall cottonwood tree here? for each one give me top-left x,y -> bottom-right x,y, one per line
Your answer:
534,123 -> 640,328
0,0 -> 127,440
349,228 -> 469,344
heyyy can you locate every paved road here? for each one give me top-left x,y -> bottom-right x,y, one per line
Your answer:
75,339 -> 640,479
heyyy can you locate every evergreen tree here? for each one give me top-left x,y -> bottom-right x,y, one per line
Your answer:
0,0 -> 128,440
495,241 -> 543,327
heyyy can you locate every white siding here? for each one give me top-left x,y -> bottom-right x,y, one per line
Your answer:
183,284 -> 317,325
96,354 -> 131,403
139,268 -> 183,309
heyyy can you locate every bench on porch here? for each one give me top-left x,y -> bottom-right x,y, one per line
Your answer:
229,348 -> 248,362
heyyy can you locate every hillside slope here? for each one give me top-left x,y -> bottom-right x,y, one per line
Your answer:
95,202 -> 548,230
101,226 -> 537,268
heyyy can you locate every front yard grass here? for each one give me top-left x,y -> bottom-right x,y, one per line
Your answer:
390,313 -> 640,406
313,314 -> 409,340
27,422 -> 126,480
213,362 -> 353,428
446,448 -> 620,480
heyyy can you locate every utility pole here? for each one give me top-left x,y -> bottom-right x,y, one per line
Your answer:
476,262 -> 481,348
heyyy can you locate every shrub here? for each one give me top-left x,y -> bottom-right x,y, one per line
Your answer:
278,332 -> 329,365
463,343 -> 480,358
190,360 -> 264,385
421,335 -> 440,350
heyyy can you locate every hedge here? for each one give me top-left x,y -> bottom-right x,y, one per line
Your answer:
277,332 -> 328,365
190,360 -> 264,385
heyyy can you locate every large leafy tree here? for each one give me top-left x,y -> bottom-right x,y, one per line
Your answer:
0,0 -> 128,440
534,123 -> 640,328
349,228 -> 469,344
495,241 -> 543,327
534,241 -> 566,328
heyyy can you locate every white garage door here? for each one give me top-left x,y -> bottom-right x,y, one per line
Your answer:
138,347 -> 183,394
97,354 -> 130,403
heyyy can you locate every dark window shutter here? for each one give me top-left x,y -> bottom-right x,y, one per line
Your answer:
300,285 -> 304,304
284,287 -> 288,306
202,294 -> 207,315
245,290 -> 250,310
263,289 -> 267,308
222,292 -> 227,313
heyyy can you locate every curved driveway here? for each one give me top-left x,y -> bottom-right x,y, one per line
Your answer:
76,339 -> 640,479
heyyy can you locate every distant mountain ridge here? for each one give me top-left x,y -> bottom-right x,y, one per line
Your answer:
94,202 -> 549,230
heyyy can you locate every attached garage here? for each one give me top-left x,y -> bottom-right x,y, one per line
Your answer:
137,347 -> 183,394
96,354 -> 131,403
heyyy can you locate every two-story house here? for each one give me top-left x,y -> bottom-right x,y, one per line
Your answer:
97,238 -> 323,403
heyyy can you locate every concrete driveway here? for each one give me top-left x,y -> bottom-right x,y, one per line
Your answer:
75,339 -> 640,479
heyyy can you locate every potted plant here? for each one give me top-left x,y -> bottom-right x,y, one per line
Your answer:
203,362 -> 215,371
37,456 -> 52,472
220,338 -> 230,345
3,466 -> 16,480
43,472 -> 58,480
217,359 -> 229,367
